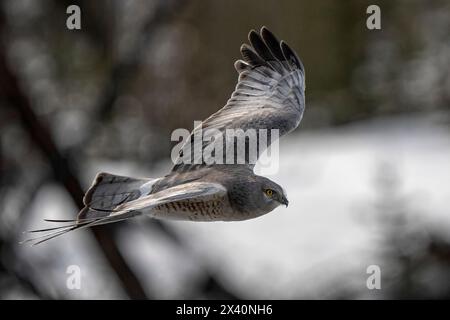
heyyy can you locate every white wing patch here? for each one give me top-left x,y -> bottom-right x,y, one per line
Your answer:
139,178 -> 161,196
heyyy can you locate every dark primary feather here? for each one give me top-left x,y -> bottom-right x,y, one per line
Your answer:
280,40 -> 304,72
249,30 -> 275,62
240,43 -> 267,67
260,27 -> 286,61
248,29 -> 285,75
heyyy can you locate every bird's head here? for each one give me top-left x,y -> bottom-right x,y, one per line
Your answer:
257,176 -> 289,209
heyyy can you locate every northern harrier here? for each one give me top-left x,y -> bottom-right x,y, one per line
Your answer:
25,27 -> 306,245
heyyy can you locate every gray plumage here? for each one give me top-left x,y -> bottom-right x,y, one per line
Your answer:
23,27 -> 305,245
174,27 -> 305,171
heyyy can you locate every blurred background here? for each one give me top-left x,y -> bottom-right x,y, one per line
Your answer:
0,0 -> 449,299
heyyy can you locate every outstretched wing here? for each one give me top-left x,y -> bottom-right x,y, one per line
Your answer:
173,26 -> 305,172
22,181 -> 226,245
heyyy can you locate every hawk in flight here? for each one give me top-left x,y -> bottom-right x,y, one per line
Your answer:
25,27 -> 306,245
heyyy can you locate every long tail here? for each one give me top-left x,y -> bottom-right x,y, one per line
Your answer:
21,216 -> 107,246
21,213 -> 136,246
22,172 -> 159,245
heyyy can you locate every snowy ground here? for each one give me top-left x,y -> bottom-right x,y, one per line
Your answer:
19,112 -> 450,299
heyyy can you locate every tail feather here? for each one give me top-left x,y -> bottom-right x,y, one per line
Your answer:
22,172 -> 159,245
23,212 -> 138,246
82,172 -> 150,211
21,219 -> 96,246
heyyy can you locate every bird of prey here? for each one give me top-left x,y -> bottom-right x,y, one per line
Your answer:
24,27 -> 306,245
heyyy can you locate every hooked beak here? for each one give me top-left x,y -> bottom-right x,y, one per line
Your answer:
280,195 -> 289,207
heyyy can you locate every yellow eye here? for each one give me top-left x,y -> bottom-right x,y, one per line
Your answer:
265,189 -> 273,197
